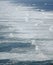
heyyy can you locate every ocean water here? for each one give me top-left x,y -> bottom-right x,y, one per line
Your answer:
0,59 -> 53,65
12,0 -> 53,11
0,0 -> 53,65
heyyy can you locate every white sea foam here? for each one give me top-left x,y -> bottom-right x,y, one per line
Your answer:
0,0 -> 53,61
